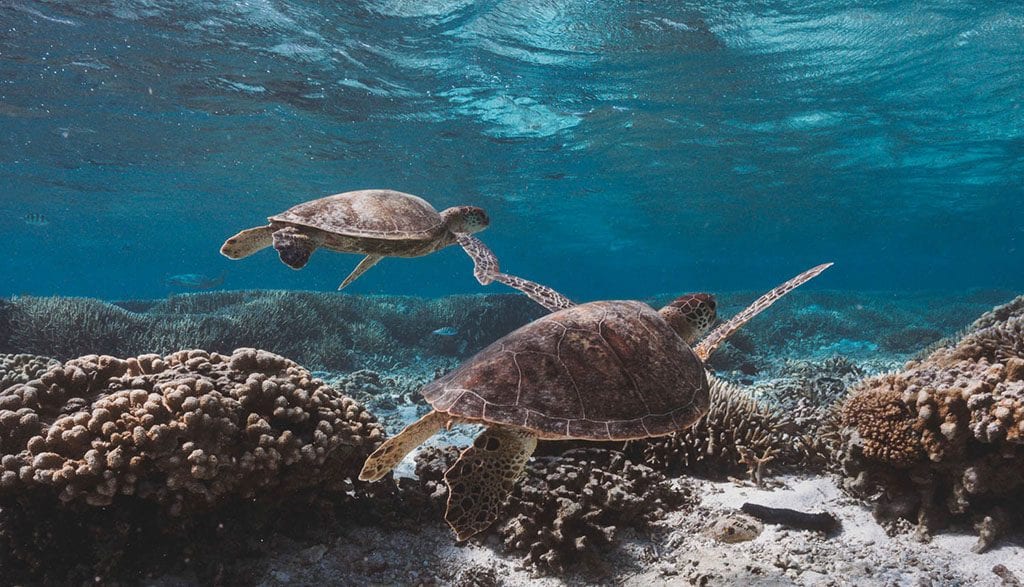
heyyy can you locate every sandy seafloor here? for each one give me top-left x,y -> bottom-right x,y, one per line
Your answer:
2,288 -> 1022,586
151,474 -> 1024,586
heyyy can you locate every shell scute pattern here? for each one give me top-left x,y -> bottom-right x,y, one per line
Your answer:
271,189 -> 444,240
420,300 -> 710,440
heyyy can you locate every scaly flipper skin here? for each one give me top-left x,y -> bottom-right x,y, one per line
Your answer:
694,262 -> 833,361
455,234 -> 576,313
339,254 -> 383,290
491,273 -> 576,312
220,225 -> 274,259
455,233 -> 498,285
444,426 -> 538,541
359,410 -> 447,482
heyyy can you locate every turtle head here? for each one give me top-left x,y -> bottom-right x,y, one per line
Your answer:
659,293 -> 717,345
441,206 -> 490,235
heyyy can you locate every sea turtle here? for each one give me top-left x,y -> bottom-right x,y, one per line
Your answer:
220,189 -> 495,289
359,262 -> 832,540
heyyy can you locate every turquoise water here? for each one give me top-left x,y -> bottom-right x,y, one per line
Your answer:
1,1 -> 1022,300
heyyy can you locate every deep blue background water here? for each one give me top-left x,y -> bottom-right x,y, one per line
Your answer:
1,1 -> 1022,301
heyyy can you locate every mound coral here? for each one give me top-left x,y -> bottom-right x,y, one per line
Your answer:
0,348 -> 384,582
415,446 -> 693,572
625,377 -> 808,482
0,348 -> 382,507
0,353 -> 58,390
835,295 -> 1024,551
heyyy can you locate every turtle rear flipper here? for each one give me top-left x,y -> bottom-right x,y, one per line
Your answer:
694,262 -> 833,361
456,233 -> 575,313
359,410 -> 447,482
339,254 -> 383,290
444,427 -> 537,541
220,225 -> 273,259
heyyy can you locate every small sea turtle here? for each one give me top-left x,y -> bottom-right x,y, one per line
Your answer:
360,263 -> 832,540
220,189 -> 494,289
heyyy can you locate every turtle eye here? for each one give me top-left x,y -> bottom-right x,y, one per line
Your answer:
474,435 -> 501,451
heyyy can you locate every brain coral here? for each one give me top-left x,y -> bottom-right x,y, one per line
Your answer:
835,296 -> 1024,551
415,446 -> 693,572
0,348 -> 383,510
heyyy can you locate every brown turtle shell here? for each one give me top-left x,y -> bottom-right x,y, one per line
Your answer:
421,300 -> 710,441
270,189 -> 445,241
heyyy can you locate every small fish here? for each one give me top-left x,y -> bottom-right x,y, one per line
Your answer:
23,213 -> 49,226
165,271 -> 226,290
432,326 -> 458,336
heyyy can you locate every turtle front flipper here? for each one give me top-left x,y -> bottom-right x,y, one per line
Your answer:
359,410 -> 448,482
694,262 -> 833,361
455,233 -> 575,313
454,233 -> 498,285
220,225 -> 274,259
491,273 -> 576,313
444,426 -> 537,541
339,254 -> 383,290
272,226 -> 318,269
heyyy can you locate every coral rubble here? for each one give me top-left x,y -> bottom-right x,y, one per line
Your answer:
835,296 -> 1024,551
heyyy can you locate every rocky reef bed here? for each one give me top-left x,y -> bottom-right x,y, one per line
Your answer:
0,289 -> 1021,585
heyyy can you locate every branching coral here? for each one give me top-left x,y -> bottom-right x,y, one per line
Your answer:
625,377 -> 807,481
834,295 -> 1024,551
414,446 -> 693,572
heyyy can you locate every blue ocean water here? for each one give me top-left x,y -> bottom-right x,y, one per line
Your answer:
1,1 -> 1022,301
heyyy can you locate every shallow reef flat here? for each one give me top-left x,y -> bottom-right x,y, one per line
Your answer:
0,289 -> 1021,585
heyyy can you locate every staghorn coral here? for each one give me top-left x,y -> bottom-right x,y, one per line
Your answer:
625,377 -> 808,481
414,446 -> 693,573
0,353 -> 59,390
834,295 -> 1024,551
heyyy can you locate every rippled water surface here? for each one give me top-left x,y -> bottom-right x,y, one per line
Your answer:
1,1 -> 1021,299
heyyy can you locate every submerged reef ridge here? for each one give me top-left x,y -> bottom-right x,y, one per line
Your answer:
0,292 -> 545,371
836,295 -> 1024,552
0,347 -> 382,508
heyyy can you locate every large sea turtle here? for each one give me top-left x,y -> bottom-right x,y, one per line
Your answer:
220,189 -> 495,289
360,263 -> 832,540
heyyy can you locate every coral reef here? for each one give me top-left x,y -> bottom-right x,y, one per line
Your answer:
835,295 -> 1024,551
414,446 -> 693,572
0,291 -> 546,371
0,353 -> 58,390
0,348 -> 383,582
625,377 -> 811,482
748,356 -> 865,468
